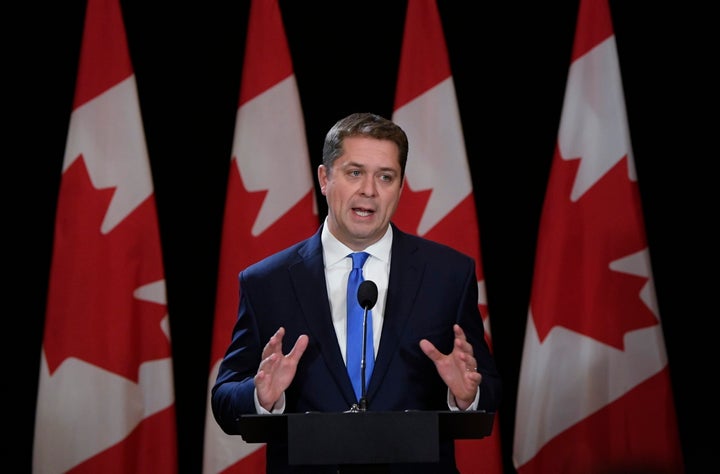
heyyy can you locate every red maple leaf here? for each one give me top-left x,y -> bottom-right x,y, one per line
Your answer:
395,179 -> 484,278
531,149 -> 658,349
44,157 -> 169,382
422,195 -> 483,278
210,159 -> 318,361
393,180 -> 487,315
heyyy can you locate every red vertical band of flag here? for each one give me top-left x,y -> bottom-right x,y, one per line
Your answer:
201,0 -> 319,472
33,0 -> 178,473
392,1 -> 504,473
512,0 -> 684,473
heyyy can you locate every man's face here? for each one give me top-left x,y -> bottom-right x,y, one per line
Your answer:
318,136 -> 404,251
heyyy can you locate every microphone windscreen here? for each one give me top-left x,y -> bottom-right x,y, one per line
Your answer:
357,280 -> 378,310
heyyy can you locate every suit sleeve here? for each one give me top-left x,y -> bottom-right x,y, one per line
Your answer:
211,273 -> 263,434
458,256 -> 502,412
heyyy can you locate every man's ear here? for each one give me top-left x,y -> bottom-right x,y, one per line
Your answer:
318,165 -> 328,195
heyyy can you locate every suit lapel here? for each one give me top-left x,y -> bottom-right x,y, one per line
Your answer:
290,230 -> 357,404
367,227 -> 424,397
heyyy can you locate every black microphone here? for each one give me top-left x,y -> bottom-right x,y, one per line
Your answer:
357,280 -> 378,412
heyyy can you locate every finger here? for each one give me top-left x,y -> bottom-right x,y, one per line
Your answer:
454,336 -> 472,353
465,370 -> 482,384
453,326 -> 475,356
453,324 -> 467,341
257,352 -> 278,377
287,334 -> 309,362
262,327 -> 286,358
419,338 -> 442,363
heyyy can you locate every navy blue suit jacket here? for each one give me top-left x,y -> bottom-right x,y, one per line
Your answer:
212,223 -> 501,473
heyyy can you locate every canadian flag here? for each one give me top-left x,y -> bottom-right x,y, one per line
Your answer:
32,0 -> 177,473
512,0 -> 685,472
391,1 -> 503,473
201,0 -> 318,472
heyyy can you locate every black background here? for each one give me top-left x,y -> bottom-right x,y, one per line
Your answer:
12,1 -> 714,473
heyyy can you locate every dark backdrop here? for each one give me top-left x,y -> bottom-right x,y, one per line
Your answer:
12,1 -> 714,473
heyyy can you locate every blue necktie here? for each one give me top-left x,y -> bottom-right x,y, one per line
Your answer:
347,251 -> 373,401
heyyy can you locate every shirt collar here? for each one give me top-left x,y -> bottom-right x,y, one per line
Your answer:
321,217 -> 393,267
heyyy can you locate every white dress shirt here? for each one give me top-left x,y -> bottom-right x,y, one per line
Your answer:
321,220 -> 392,361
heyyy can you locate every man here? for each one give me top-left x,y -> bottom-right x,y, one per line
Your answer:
212,112 -> 501,473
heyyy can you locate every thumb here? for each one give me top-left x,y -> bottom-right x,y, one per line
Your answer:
419,338 -> 442,363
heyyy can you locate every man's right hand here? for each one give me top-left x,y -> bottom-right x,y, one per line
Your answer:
254,327 -> 309,412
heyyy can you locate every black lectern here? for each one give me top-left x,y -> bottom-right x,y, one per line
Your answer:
238,410 -> 494,472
